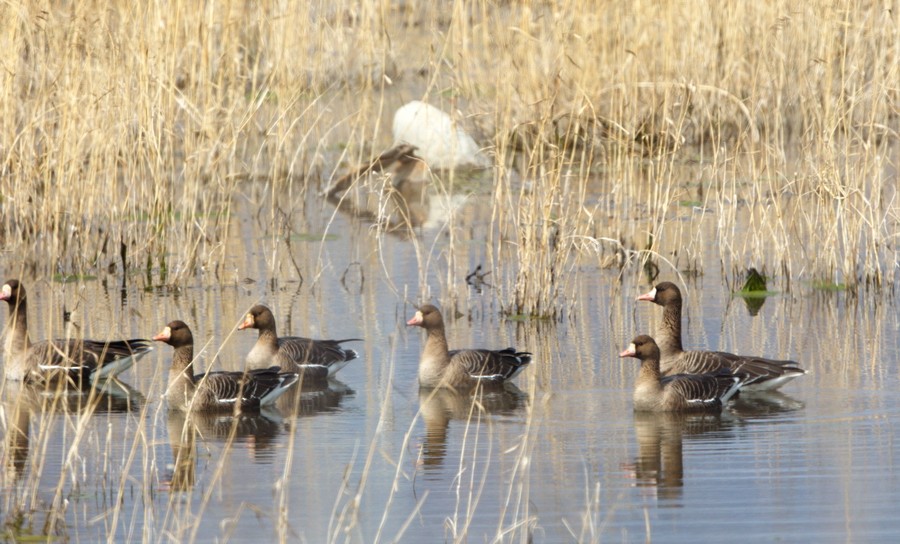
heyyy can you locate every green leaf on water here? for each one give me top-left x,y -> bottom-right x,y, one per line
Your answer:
812,280 -> 847,291
734,290 -> 779,299
292,233 -> 340,242
733,268 -> 776,315
739,268 -> 769,294
53,274 -> 97,283
8,534 -> 59,542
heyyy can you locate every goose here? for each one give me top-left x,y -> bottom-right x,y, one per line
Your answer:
637,282 -> 806,391
406,304 -> 531,389
153,320 -> 299,412
620,335 -> 743,412
0,279 -> 152,387
237,304 -> 360,380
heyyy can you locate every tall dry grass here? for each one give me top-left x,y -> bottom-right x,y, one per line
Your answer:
0,1 -> 897,302
468,0 -> 899,314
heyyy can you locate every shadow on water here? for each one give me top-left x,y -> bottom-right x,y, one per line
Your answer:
727,390 -> 806,420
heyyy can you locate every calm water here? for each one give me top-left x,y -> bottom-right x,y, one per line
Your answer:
2,182 -> 900,543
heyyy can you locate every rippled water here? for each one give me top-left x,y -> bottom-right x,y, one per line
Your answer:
2,182 -> 900,543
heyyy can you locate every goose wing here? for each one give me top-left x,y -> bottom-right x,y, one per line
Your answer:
661,371 -> 741,409
278,336 -> 360,375
714,350 -> 798,367
277,336 -> 359,364
664,350 -> 804,390
81,338 -> 154,380
713,351 -> 806,389
193,367 -> 299,410
25,338 -> 152,387
450,348 -> 532,381
661,350 -> 732,376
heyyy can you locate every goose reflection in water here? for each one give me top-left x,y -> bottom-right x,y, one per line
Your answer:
727,390 -> 805,419
417,386 -> 528,476
276,379 -> 354,418
162,380 -> 353,491
625,389 -> 804,504
324,144 -> 430,234
2,386 -> 33,485
626,411 -> 728,503
1,380 -> 142,485
163,409 -> 284,492
165,410 -> 198,492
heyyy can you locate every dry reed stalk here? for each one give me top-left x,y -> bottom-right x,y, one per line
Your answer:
490,388 -> 539,542
444,0 -> 896,306
324,335 -> 432,544
1,0 -> 896,308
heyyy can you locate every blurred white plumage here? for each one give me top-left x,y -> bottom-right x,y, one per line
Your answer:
392,101 -> 489,169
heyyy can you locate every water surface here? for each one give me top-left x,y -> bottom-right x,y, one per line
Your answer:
2,178 -> 899,543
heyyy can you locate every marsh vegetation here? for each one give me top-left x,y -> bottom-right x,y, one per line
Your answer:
2,1 -> 897,311
1,1 -> 899,542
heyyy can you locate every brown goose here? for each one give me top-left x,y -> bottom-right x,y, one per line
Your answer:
153,320 -> 299,412
0,279 -> 152,388
237,304 -> 360,380
637,282 -> 806,391
406,304 -> 531,390
620,335 -> 743,412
